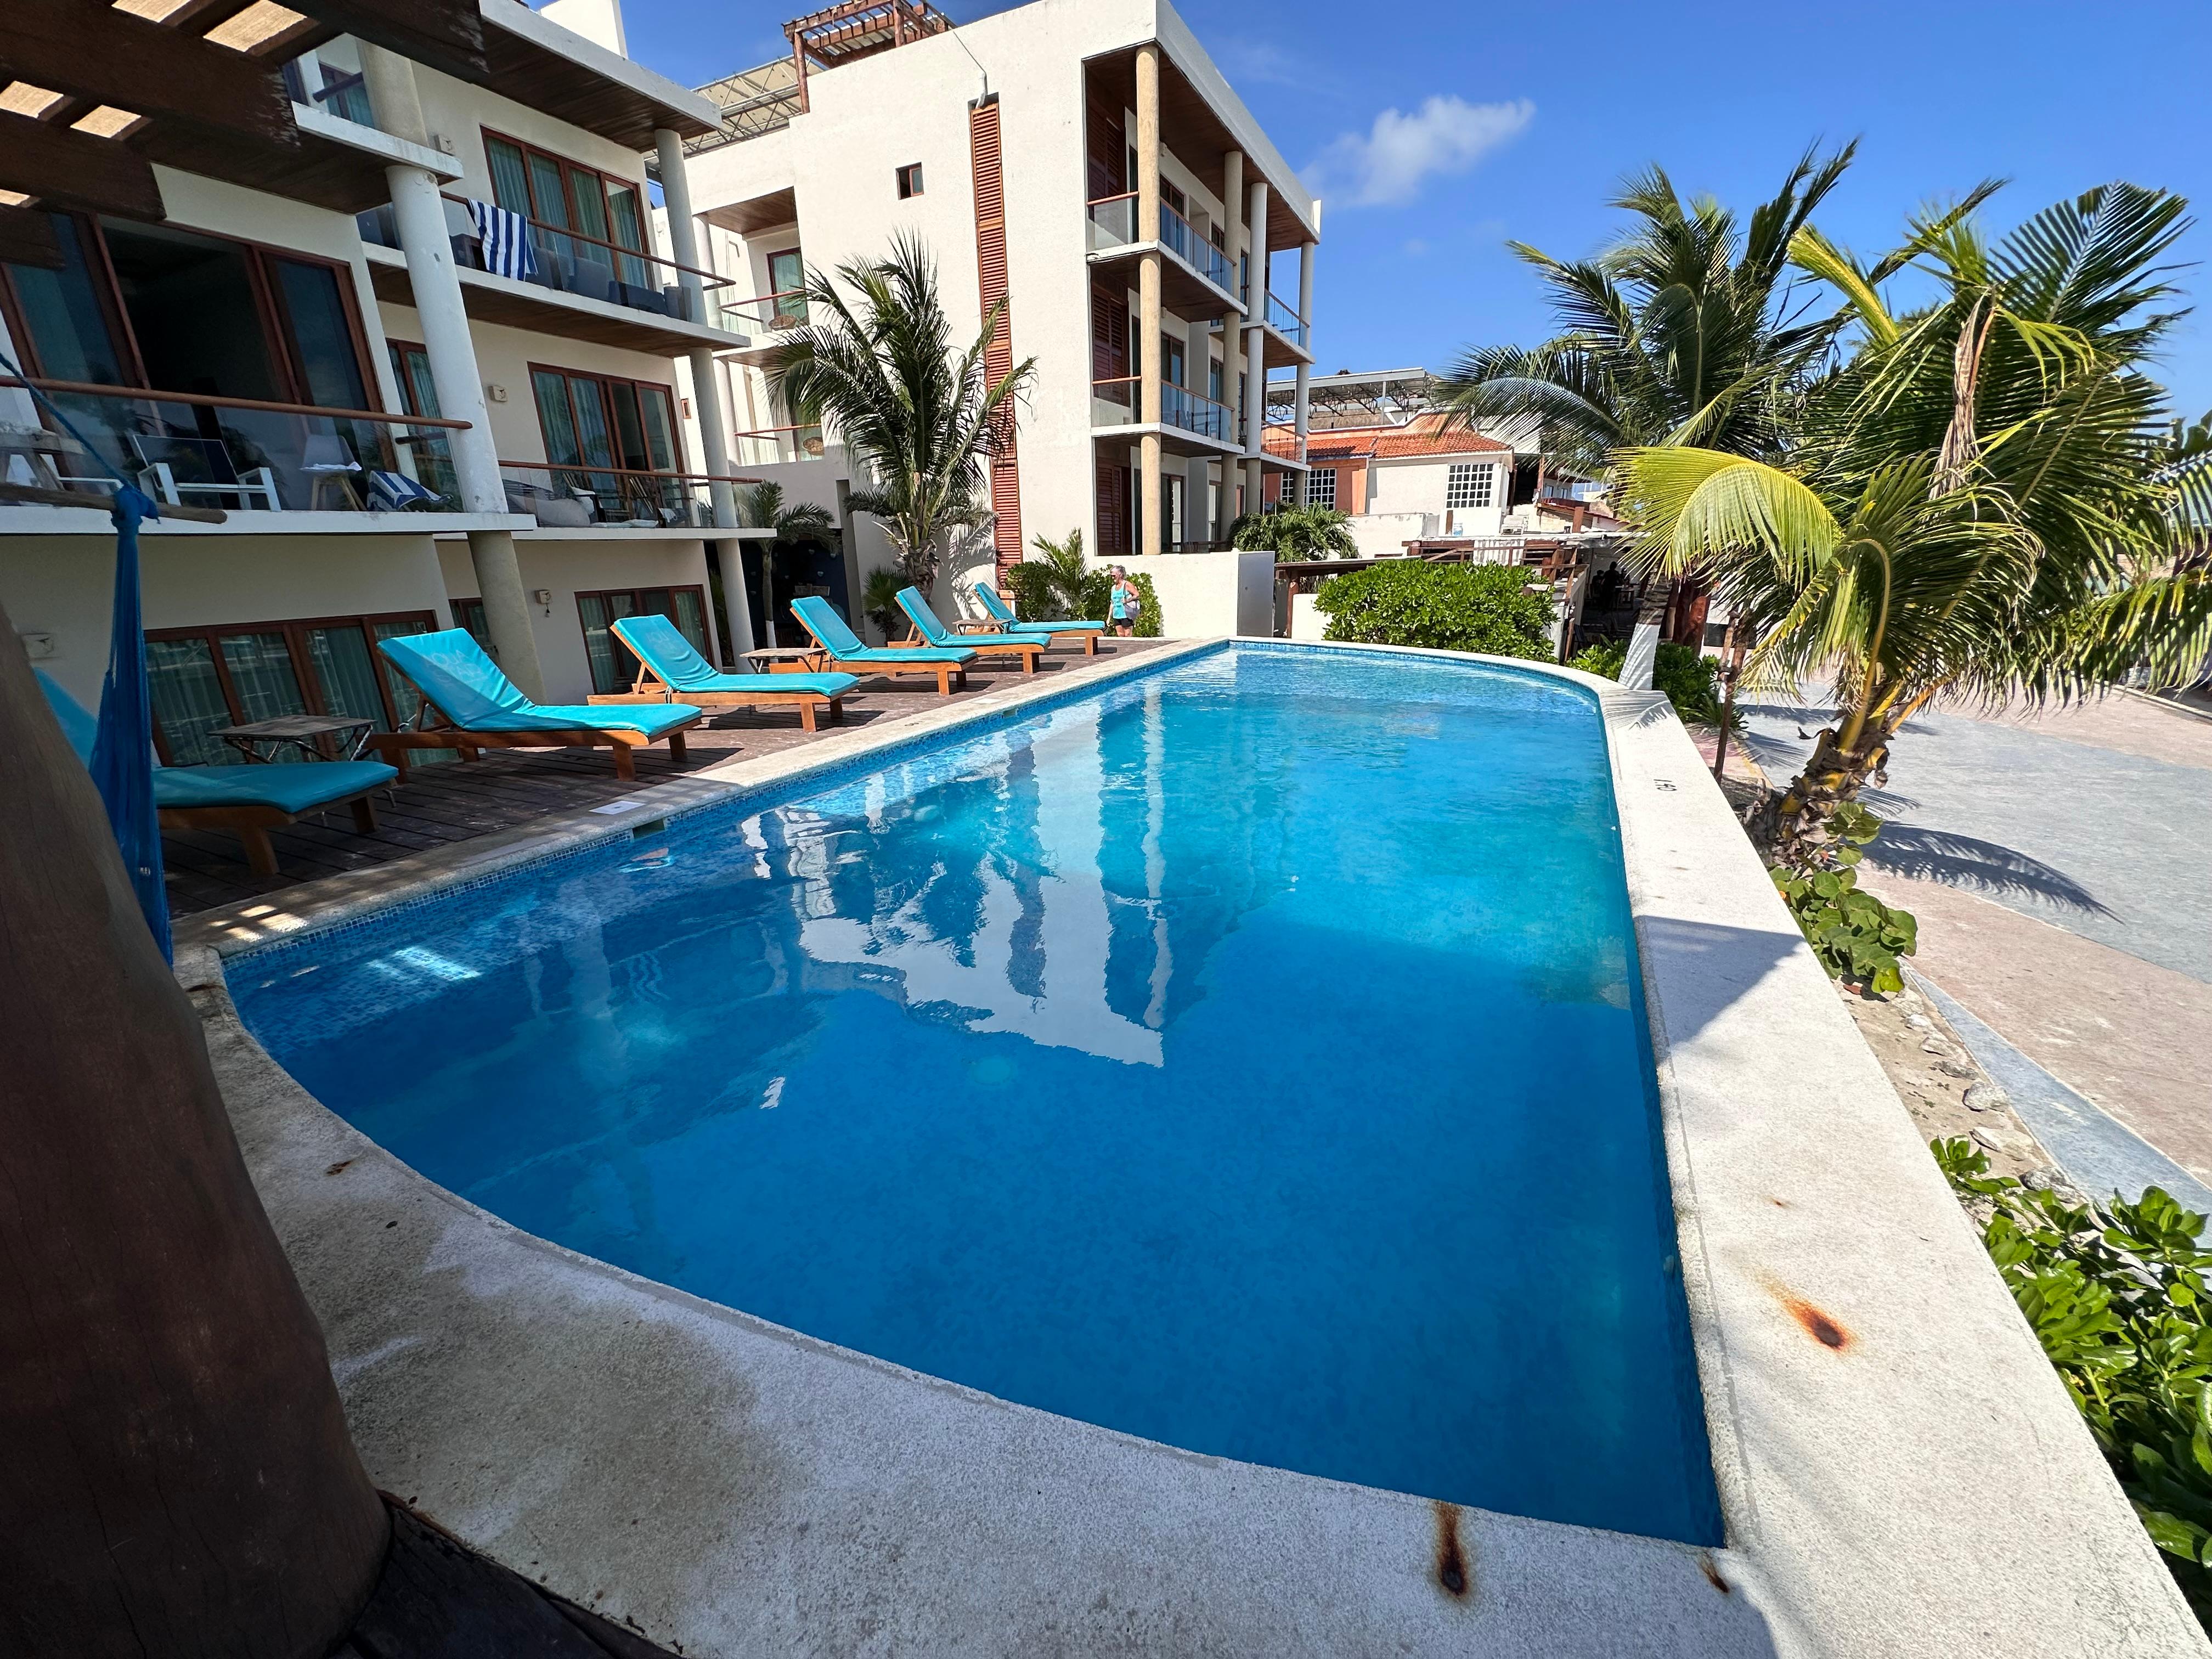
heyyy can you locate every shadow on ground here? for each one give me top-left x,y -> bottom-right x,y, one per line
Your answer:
1866,826 -> 2112,916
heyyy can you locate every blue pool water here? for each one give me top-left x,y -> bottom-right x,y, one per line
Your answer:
235,644 -> 1720,1544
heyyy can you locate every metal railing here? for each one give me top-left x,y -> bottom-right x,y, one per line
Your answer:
0,377 -> 469,514
359,199 -> 737,328
729,424 -> 827,466
712,289 -> 809,334
1089,379 -> 1235,443
500,460 -> 760,527
1265,292 -> 1309,349
1084,194 -> 1238,298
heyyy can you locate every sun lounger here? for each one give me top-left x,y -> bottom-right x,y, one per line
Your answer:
788,595 -> 976,696
972,582 -> 1104,655
895,587 -> 1047,674
597,613 -> 863,732
371,628 -> 702,781
38,670 -> 399,876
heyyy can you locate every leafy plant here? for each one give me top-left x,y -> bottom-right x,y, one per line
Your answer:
1768,801 -> 1917,992
861,567 -> 905,644
770,233 -> 1036,591
1568,637 -> 1724,723
1314,562 -> 1554,657
1002,529 -> 1163,637
1228,504 -> 1357,560
1121,569 -> 1163,637
1935,1139 -> 2212,1626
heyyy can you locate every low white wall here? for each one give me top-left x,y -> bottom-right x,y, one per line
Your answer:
1101,550 -> 1274,638
1288,591 -> 1328,641
0,532 -> 453,706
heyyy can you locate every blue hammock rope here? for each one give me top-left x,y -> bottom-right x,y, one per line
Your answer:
2,349 -> 173,960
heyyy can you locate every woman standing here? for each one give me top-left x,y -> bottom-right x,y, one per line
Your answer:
1108,566 -> 1138,639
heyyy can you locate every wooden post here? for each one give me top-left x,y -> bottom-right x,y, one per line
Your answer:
1135,43 -> 1163,560
0,603 -> 388,1658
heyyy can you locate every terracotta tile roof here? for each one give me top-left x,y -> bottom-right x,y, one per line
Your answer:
1263,414 -> 1514,462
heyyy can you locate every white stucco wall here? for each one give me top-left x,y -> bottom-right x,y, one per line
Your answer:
1093,548 -> 1272,637
1363,454 -> 1508,538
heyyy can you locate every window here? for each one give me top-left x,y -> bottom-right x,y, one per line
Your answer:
529,364 -> 683,515
895,163 -> 924,199
1445,462 -> 1496,510
766,248 -> 805,328
484,133 -> 650,287
1159,332 -> 1185,391
574,587 -> 710,695
387,343 -> 458,503
1207,356 -> 1224,404
1307,467 -> 1336,510
143,613 -> 439,765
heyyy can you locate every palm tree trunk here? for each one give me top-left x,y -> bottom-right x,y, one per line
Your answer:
1621,575 -> 1674,689
0,607 -> 389,1658
1759,701 -> 1894,866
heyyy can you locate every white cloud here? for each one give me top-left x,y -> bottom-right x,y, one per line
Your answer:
1304,96 -> 1534,210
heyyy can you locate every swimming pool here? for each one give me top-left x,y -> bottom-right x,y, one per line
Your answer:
234,642 -> 1720,1544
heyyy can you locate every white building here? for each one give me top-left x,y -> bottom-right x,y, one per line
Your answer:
0,0 -> 771,757
674,0 -> 1319,640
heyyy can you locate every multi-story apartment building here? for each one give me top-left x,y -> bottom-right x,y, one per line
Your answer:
0,0 -> 769,762
677,0 -> 1319,638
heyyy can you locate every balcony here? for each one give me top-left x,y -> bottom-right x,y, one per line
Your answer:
729,425 -> 828,466
1256,290 -> 1313,369
498,462 -> 760,533
1085,194 -> 1243,320
710,290 -> 810,366
0,379 -> 500,529
1091,379 -> 1241,456
357,199 -> 746,354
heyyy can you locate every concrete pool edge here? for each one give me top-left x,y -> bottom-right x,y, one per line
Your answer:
181,639 -> 2203,1657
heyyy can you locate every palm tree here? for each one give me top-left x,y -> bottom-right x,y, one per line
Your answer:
769,234 -> 1035,594
738,480 -> 836,646
1623,183 -> 2212,863
1439,145 -> 1855,656
1229,504 -> 1358,560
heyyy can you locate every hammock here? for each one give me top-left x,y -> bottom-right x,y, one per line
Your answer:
4,348 -> 171,960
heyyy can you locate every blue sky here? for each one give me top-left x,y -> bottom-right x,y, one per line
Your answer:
624,0 -> 2212,419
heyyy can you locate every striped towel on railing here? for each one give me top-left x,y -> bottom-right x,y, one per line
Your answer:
466,200 -> 539,281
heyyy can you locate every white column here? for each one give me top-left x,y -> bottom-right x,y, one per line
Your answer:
364,44 -> 545,697
1242,178 -> 1270,520
1291,239 -> 1314,506
1215,148 -> 1244,541
1136,44 -> 1163,559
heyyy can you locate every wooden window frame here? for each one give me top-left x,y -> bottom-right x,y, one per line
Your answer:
526,360 -> 687,474
0,210 -> 381,410
143,609 -> 437,763
1444,461 -> 1496,511
572,584 -> 710,693
482,128 -> 650,255
895,162 -> 924,200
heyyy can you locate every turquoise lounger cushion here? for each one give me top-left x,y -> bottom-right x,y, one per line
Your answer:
895,586 -> 1040,652
610,613 -> 860,698
974,583 -> 1105,632
791,595 -> 974,664
379,628 -> 701,734
153,761 -> 398,814
37,672 -> 398,812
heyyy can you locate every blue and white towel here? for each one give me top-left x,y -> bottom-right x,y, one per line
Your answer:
367,469 -> 443,511
467,200 -> 539,281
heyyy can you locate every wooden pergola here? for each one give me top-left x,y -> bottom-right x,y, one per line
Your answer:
784,0 -> 951,114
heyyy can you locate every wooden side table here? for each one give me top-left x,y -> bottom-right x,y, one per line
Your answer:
213,714 -> 376,763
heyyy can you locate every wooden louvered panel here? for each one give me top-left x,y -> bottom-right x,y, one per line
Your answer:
1091,287 -> 1129,380
1095,462 -> 1131,557
970,94 -> 1022,578
1086,97 -> 1124,201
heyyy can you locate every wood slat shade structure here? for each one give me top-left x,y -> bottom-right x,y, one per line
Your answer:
0,0 -> 298,147
0,202 -> 64,268
969,93 -> 1023,581
478,3 -> 713,150
281,0 -> 487,83
1083,47 -> 1313,252
0,604 -> 391,1659
0,109 -> 165,218
785,0 -> 950,114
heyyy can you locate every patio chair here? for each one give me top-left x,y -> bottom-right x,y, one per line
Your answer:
37,671 -> 398,877
371,628 -> 703,781
300,431 -> 364,510
788,595 -> 975,696
128,431 -> 280,512
895,586 -> 1047,675
972,581 -> 1104,656
599,613 -> 864,732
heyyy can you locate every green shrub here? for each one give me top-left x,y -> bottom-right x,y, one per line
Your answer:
1769,801 -> 1916,992
1313,562 -> 1554,658
1003,545 -> 1161,638
1935,1139 -> 2212,1628
1568,637 -> 1724,724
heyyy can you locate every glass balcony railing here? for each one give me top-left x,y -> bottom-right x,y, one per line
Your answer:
729,425 -> 827,466
1089,379 -> 1235,443
712,290 -> 810,334
1265,291 -> 1310,349
1084,194 -> 1236,298
0,380 -> 471,515
500,461 -> 752,528
358,199 -> 740,330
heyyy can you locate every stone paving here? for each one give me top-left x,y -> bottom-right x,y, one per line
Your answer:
1734,689 -> 2212,1188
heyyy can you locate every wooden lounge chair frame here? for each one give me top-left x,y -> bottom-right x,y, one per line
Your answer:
159,793 -> 382,878
896,626 -> 1047,674
588,663 -> 854,732
364,695 -> 698,782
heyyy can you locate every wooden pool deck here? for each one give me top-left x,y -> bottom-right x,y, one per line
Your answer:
162,637 -> 1172,917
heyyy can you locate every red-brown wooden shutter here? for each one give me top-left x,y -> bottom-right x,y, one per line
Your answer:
970,95 -> 1022,580
1091,286 -> 1129,380
1086,98 -> 1125,201
1096,461 -> 1131,557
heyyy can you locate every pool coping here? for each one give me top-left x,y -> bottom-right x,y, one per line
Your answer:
180,638 -> 2204,1657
